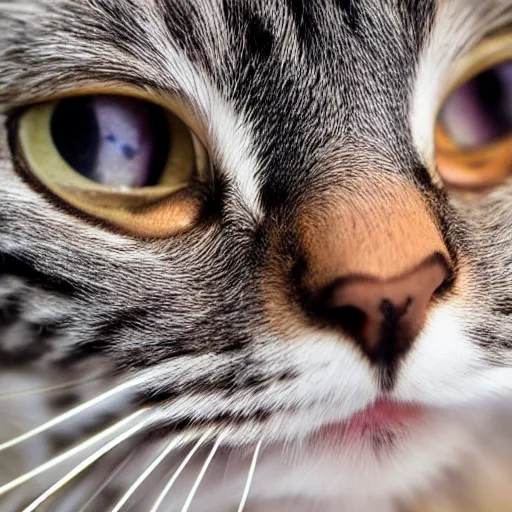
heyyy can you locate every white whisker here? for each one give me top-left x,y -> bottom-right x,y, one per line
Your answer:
0,376 -> 103,401
111,431 -> 200,512
0,379 -> 141,451
180,433 -> 226,512
77,451 -> 137,512
149,430 -> 213,512
0,409 -> 147,497
21,419 -> 148,512
237,440 -> 262,512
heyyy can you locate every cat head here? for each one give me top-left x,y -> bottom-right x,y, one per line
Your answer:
1,0 -> 512,509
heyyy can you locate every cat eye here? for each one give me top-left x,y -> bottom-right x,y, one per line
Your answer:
16,94 -> 210,236
435,34 -> 512,190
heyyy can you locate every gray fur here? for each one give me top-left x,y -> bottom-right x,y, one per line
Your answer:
1,0 -> 512,510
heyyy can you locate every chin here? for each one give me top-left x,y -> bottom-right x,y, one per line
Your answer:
162,422 -> 452,512
159,404 -> 499,512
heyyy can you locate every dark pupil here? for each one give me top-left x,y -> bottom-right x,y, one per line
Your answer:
50,95 -> 171,187
473,67 -> 509,136
440,60 -> 512,148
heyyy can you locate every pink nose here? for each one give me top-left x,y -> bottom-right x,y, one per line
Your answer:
322,254 -> 450,365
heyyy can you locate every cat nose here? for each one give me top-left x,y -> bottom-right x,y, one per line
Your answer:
317,254 -> 450,365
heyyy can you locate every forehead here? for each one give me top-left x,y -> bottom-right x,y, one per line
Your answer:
0,0 -> 510,210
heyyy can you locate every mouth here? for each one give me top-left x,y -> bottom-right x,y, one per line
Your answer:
312,399 -> 425,446
191,399 -> 427,452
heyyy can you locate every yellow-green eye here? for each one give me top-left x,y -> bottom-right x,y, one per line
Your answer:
18,94 -> 209,236
435,34 -> 512,191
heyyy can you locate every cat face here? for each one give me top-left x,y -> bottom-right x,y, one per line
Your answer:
1,0 -> 512,510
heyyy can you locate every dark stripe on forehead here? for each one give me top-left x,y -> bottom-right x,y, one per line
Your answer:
285,0 -> 318,45
244,10 -> 275,61
334,0 -> 359,31
66,0 -> 162,60
156,0 -> 209,66
221,1 -> 275,64
400,0 -> 438,50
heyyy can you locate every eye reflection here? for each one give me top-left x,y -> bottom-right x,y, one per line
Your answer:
50,95 -> 171,188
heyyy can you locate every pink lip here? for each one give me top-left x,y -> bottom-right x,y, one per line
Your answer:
315,399 -> 425,442
346,399 -> 423,432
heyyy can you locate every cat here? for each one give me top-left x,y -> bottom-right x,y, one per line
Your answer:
0,0 -> 512,510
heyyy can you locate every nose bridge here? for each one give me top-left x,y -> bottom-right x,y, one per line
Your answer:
299,175 -> 448,289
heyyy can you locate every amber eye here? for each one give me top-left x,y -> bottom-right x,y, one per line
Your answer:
435,35 -> 512,190
17,94 -> 209,237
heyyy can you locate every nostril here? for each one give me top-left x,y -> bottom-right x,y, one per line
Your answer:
432,275 -> 454,298
324,305 -> 367,340
380,297 -> 413,318
429,252 -> 455,299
